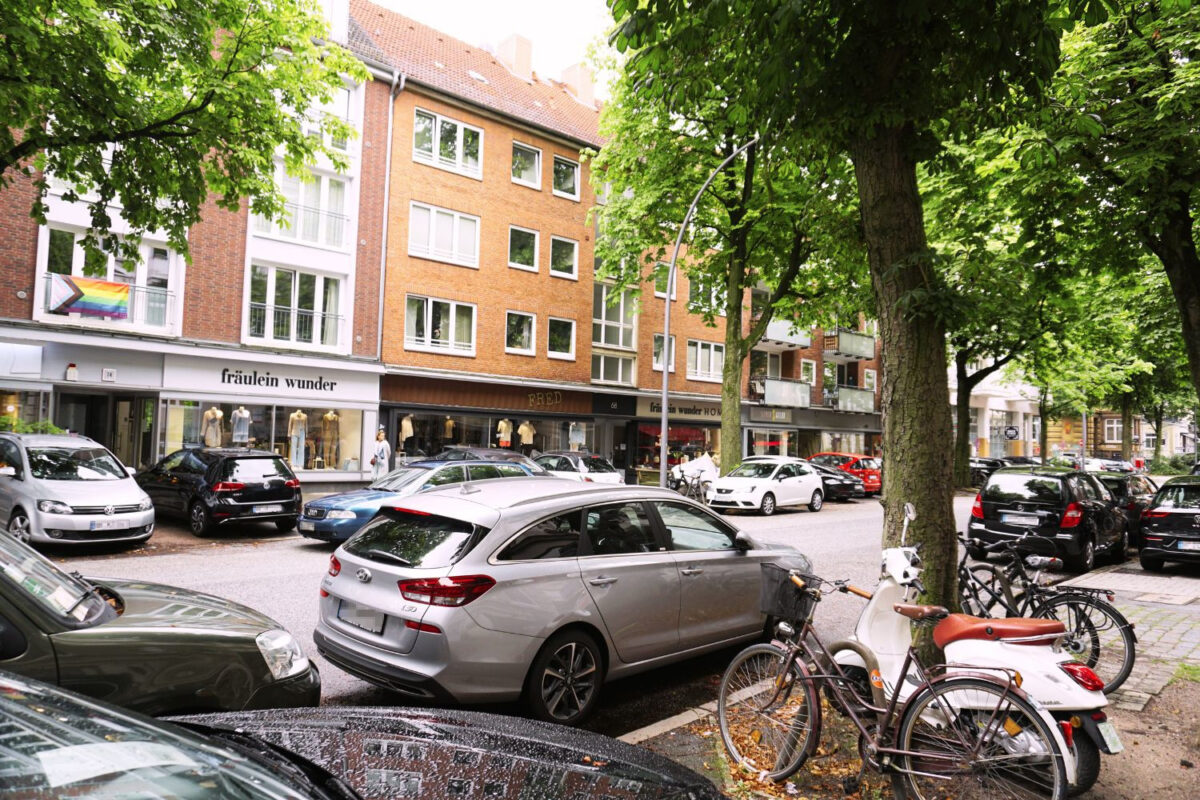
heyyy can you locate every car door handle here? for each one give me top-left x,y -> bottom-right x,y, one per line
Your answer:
588,576 -> 618,587
680,567 -> 704,576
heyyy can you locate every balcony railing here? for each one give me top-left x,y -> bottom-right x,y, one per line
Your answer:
763,319 -> 813,348
822,384 -> 876,413
249,303 -> 342,347
253,202 -> 347,249
43,274 -> 174,329
822,328 -> 876,361
749,377 -> 812,408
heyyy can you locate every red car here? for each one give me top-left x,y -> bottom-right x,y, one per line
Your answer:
808,452 -> 882,495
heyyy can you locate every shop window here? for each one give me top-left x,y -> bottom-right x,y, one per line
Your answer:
592,284 -> 636,350
511,142 -> 541,188
405,295 -> 476,355
652,334 -> 675,372
549,236 -> 578,279
508,226 -> 538,271
591,354 -> 634,385
252,167 -> 347,249
413,108 -> 483,178
686,340 -> 724,382
552,155 -> 580,200
248,264 -> 342,349
409,202 -> 479,268
635,422 -> 719,472
505,311 -> 535,355
547,317 -> 575,360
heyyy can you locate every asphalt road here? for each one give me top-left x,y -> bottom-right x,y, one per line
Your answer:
47,493 -> 975,738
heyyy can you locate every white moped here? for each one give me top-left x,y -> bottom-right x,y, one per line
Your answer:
832,503 -> 1121,795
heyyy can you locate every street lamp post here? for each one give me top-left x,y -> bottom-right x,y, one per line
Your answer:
658,137 -> 759,487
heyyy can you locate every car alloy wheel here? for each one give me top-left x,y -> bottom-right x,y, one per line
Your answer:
760,492 -> 777,516
1069,538 -> 1095,574
7,511 -> 31,543
188,502 -> 212,537
526,631 -> 600,725
809,490 -> 823,512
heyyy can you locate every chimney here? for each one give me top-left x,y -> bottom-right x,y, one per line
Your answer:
560,63 -> 595,108
497,34 -> 533,82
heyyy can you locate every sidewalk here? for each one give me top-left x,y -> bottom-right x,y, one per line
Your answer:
622,563 -> 1200,796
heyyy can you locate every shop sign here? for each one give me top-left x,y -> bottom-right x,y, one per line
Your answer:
1004,425 -> 1019,440
636,397 -> 721,421
592,393 -> 637,416
749,407 -> 792,424
163,355 -> 379,402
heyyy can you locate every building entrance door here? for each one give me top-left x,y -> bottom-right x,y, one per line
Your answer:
56,392 -> 109,442
112,395 -> 157,470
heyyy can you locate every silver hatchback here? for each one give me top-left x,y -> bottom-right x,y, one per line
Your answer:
315,478 -> 808,725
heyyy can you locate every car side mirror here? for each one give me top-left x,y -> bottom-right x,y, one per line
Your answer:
734,532 -> 753,552
0,466 -> 15,479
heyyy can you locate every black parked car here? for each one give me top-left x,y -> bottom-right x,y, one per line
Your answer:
967,466 -> 1128,573
1097,473 -> 1159,549
969,457 -> 1006,486
137,448 -> 302,536
806,460 -> 866,501
1138,475 -> 1200,572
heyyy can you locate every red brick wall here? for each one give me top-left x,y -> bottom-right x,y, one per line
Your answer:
0,168 -> 41,320
183,201 -> 248,342
636,256 -> 728,397
352,78 -> 391,358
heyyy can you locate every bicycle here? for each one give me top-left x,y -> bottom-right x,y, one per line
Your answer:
717,563 -> 1067,799
958,535 -> 1137,694
678,473 -> 711,504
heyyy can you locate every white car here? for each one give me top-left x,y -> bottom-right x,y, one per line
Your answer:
707,457 -> 826,515
534,451 -> 625,484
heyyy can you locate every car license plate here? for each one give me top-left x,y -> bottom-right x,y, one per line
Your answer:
89,519 -> 129,531
1097,721 -> 1123,753
1002,513 -> 1039,526
1179,541 -> 1200,551
337,601 -> 385,634
298,520 -> 315,532
253,504 -> 284,514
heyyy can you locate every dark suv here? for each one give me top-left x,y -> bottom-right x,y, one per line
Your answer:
1138,475 -> 1200,572
137,449 -> 301,536
966,466 -> 1128,573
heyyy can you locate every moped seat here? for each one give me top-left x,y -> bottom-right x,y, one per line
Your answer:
933,614 -> 1066,648
893,603 -> 949,621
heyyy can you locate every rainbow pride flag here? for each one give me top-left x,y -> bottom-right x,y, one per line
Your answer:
47,274 -> 130,319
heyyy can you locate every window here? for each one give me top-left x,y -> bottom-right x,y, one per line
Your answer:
591,354 -> 634,385
800,359 -> 817,386
1104,418 -> 1122,443
687,340 -> 724,382
305,85 -> 355,151
548,317 -> 575,360
552,155 -> 580,200
592,284 -> 636,350
405,295 -> 476,355
652,334 -> 675,372
505,311 -> 535,355
413,109 -> 482,178
248,265 -> 342,348
498,510 -> 583,561
687,273 -> 724,313
408,202 -> 479,268
511,142 -> 541,188
652,502 -> 736,551
508,226 -> 538,271
253,168 -> 347,248
549,236 -> 578,279
584,503 -> 656,555
863,369 -> 877,391
653,263 -> 676,299
750,351 -> 781,379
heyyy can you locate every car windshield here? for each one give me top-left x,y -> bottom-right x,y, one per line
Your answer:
0,533 -> 107,623
581,456 -> 617,473
221,457 -> 292,482
728,462 -> 777,479
1151,484 -> 1200,510
345,510 -> 484,568
0,675 -> 314,797
982,474 -> 1063,503
369,467 -> 430,491
26,447 -> 126,481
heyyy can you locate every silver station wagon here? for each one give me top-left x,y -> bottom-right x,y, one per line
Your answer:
315,478 -> 808,725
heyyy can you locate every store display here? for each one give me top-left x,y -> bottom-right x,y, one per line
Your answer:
322,410 -> 340,466
518,420 -> 536,456
444,416 -> 455,440
230,406 -> 251,445
201,406 -> 224,448
497,418 -> 513,448
288,409 -> 308,467
401,414 -> 415,456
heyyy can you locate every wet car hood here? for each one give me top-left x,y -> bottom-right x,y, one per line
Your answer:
173,706 -> 725,799
309,489 -> 403,511
93,578 -> 283,634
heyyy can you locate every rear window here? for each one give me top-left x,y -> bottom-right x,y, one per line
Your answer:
983,474 -> 1063,503
345,511 -> 484,568
1151,484 -> 1200,510
1098,476 -> 1126,497
857,458 -> 881,470
221,457 -> 292,482
582,456 -> 617,473
810,455 -> 849,467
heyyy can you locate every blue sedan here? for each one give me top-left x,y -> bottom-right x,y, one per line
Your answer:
298,460 -> 539,542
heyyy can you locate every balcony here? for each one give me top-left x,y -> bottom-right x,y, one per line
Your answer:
822,328 -> 876,362
42,273 -> 176,333
249,303 -> 343,349
822,384 -> 876,413
253,202 -> 348,250
757,318 -> 813,351
749,377 -> 812,408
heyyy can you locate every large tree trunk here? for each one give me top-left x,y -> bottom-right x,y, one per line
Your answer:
1145,195 -> 1200,405
1038,393 -> 1050,462
953,352 -> 974,487
1120,394 -> 1132,461
1153,402 -> 1164,462
849,126 -> 956,613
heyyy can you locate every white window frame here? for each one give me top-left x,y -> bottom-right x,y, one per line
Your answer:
652,334 -> 676,372
593,284 -> 636,351
687,340 -> 725,383
246,264 -> 344,351
800,358 -> 817,386
303,83 -> 356,153
591,353 -> 635,385
1104,418 -> 1122,444
505,310 -> 536,356
552,155 -> 581,201
654,263 -> 676,300
863,368 -> 877,391
511,141 -> 542,189
404,294 -> 477,356
549,236 -> 578,280
253,167 -> 350,251
412,108 -> 483,179
408,201 -> 480,268
547,317 -> 576,360
507,225 -> 539,272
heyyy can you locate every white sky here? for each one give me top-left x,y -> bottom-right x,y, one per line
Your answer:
370,0 -> 615,80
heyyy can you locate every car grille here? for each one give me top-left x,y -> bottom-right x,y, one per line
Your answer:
70,504 -> 143,515
716,488 -> 733,494
304,505 -> 327,519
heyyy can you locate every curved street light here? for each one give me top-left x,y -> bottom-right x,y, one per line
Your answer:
659,136 -> 759,487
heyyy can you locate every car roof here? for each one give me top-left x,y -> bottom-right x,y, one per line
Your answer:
408,458 -> 529,469
187,447 -> 284,459
992,465 -> 1077,477
1161,475 -> 1200,487
0,433 -> 101,448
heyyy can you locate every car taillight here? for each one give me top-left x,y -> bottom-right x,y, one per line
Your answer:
285,478 -> 300,488
405,619 -> 442,634
1142,510 -> 1169,519
398,575 -> 495,607
971,493 -> 983,519
328,555 -> 341,576
212,481 -> 245,492
1060,662 -> 1104,692
1061,502 -> 1083,528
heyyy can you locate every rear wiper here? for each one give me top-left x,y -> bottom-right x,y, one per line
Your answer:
364,549 -> 413,566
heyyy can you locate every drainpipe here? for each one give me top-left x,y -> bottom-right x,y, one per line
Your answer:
375,70 -> 404,361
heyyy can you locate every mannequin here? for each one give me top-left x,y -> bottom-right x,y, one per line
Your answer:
568,421 -> 585,451
371,429 -> 391,481
444,416 -> 455,439
401,414 -> 415,456
518,419 -> 536,456
201,406 -> 224,448
230,406 -> 251,445
497,418 -> 513,448
322,410 -> 340,465
288,409 -> 308,467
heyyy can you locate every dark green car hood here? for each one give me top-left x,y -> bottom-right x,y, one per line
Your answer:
91,577 -> 284,634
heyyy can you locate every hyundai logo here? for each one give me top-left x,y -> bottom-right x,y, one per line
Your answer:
355,568 -> 372,583
103,505 -> 115,516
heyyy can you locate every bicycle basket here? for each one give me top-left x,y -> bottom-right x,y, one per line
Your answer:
760,561 -> 818,623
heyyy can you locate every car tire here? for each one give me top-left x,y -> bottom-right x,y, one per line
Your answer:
7,509 -> 31,543
188,501 -> 212,537
275,518 -> 297,533
524,630 -> 602,726
1108,527 -> 1129,564
1139,553 -> 1164,572
808,490 -> 823,512
760,492 -> 777,516
1066,537 -> 1095,574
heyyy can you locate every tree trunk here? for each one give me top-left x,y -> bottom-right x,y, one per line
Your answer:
953,352 -> 974,487
1038,393 -> 1050,463
1145,195 -> 1200,406
849,127 -> 956,614
1120,395 -> 1132,461
1153,402 -> 1164,463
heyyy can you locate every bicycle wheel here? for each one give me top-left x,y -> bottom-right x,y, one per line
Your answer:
717,643 -> 821,782
961,565 -> 1017,617
896,677 -> 1066,800
1034,593 -> 1136,694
